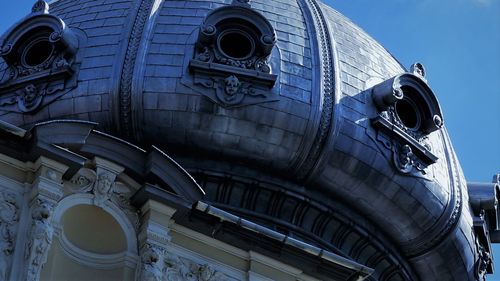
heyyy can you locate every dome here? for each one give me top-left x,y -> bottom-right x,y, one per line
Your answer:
0,0 -> 492,280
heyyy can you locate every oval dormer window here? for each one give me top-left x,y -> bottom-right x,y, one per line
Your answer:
21,34 -> 54,68
0,3 -> 81,114
370,72 -> 444,170
395,98 -> 420,130
393,85 -> 427,131
218,29 -> 255,60
188,0 -> 278,108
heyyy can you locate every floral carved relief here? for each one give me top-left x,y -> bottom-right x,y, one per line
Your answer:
0,192 -> 20,280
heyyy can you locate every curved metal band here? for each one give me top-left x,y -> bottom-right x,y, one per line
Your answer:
292,0 -> 340,181
115,0 -> 155,139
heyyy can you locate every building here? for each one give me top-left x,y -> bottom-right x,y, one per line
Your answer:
0,0 -> 498,280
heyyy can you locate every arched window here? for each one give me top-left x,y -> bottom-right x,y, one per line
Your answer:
41,195 -> 138,281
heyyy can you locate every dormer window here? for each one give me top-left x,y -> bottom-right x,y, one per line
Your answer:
218,29 -> 255,60
395,94 -> 420,130
22,32 -> 54,68
186,0 -> 278,107
0,0 -> 80,113
370,65 -> 443,174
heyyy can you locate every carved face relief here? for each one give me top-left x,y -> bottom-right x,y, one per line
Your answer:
143,246 -> 160,264
24,84 -> 37,102
96,174 -> 113,195
15,84 -> 44,112
224,75 -> 240,98
32,201 -> 52,221
199,264 -> 216,281
92,172 -> 117,207
140,245 -> 164,281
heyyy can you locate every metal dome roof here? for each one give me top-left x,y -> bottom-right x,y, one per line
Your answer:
0,0 -> 488,280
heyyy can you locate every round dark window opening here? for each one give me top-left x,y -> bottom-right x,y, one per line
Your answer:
218,30 -> 255,60
395,98 -> 421,130
22,38 -> 54,68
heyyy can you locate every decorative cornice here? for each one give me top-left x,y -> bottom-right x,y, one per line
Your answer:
118,0 -> 155,138
294,0 -> 337,181
194,171 -> 416,280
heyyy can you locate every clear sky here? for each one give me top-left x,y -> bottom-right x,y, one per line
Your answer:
1,0 -> 499,279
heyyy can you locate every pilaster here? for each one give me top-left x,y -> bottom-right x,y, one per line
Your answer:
137,200 -> 176,281
24,156 -> 68,281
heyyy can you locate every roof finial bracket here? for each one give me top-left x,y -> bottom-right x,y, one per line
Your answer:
32,0 -> 50,14
410,62 -> 426,80
231,0 -> 251,8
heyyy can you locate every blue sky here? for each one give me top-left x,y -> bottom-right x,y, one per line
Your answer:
1,0 -> 499,279
327,0 -> 500,183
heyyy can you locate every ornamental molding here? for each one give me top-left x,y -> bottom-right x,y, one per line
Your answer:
138,208 -> 170,281
110,181 -> 140,229
138,221 -> 171,249
162,254 -> 234,281
370,116 -> 435,179
138,243 -> 235,281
